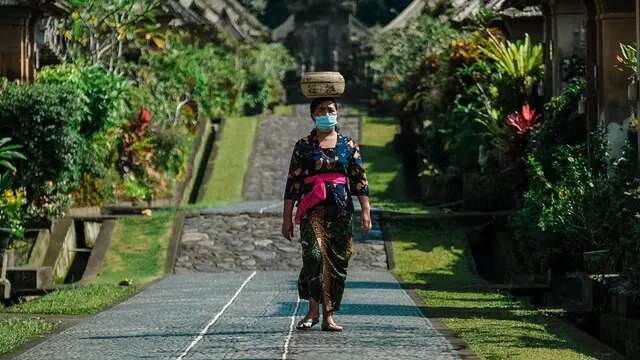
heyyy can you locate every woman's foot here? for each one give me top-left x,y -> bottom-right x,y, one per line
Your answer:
296,316 -> 320,330
322,311 -> 343,332
297,298 -> 320,330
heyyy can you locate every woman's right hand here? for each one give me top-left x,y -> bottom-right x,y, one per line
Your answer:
282,218 -> 294,241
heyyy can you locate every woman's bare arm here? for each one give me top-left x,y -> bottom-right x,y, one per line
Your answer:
358,195 -> 372,235
282,199 -> 295,240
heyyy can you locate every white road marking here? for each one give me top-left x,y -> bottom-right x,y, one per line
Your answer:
282,295 -> 301,360
175,271 -> 257,360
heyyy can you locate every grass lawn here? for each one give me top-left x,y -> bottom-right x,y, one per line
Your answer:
272,104 -> 293,116
360,114 -> 432,214
4,284 -> 137,315
199,116 -> 258,205
0,318 -> 57,354
95,209 -> 175,286
391,220 -> 617,359
2,210 -> 173,316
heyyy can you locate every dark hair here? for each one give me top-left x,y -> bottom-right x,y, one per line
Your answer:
310,97 -> 338,114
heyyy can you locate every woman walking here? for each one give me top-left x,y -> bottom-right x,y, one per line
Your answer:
282,97 -> 372,332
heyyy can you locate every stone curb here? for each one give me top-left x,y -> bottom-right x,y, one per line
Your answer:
164,211 -> 186,275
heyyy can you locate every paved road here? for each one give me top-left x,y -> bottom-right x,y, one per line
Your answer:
14,271 -> 459,359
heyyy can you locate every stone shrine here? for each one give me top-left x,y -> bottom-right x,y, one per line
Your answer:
272,0 -> 373,100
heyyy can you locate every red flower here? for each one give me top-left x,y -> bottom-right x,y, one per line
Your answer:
506,104 -> 540,135
136,107 -> 152,136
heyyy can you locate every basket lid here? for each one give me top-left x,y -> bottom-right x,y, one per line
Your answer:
300,72 -> 345,98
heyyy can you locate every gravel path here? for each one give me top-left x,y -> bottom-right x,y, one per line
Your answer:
13,272 -> 460,360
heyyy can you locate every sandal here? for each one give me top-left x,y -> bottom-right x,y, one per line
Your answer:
296,316 -> 320,330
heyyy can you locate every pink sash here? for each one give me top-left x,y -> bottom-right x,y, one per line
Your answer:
294,172 -> 348,224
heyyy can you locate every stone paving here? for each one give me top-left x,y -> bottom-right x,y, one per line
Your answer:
243,104 -> 360,201
13,272 -> 460,360
175,206 -> 388,273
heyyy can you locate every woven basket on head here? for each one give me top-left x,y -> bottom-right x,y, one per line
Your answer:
300,72 -> 345,98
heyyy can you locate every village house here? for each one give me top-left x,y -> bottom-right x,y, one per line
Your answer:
449,0 -> 545,41
0,0 -> 269,83
543,1 -> 638,157
0,0 -> 69,83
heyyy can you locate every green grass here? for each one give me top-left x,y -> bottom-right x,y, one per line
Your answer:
0,209 -> 171,317
95,209 -> 175,286
199,116 -> 258,205
4,284 -> 137,315
272,104 -> 293,115
360,113 -> 432,214
390,220 -> 616,359
0,318 -> 57,354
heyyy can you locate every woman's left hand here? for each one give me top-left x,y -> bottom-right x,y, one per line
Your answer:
361,209 -> 372,235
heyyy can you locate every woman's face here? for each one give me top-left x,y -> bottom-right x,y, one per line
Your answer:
312,100 -> 338,120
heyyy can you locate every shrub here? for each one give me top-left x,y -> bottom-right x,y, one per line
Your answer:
512,132 -> 627,273
237,43 -> 295,114
370,14 -> 459,106
139,33 -> 243,124
36,63 -> 131,136
0,82 -> 84,225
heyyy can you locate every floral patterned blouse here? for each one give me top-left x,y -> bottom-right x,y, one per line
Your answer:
284,128 -> 369,214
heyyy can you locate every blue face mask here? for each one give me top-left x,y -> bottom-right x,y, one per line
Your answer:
314,114 -> 338,130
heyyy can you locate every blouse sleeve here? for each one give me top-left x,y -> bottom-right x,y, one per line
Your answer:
284,141 -> 305,201
348,142 -> 369,196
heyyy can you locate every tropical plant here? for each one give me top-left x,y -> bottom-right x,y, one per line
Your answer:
506,104 -> 540,135
0,188 -> 26,239
47,0 -> 165,74
481,32 -> 543,80
480,32 -> 543,98
0,137 -> 26,174
616,43 -> 638,75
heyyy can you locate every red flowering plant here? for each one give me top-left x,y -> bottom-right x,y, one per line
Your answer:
506,104 -> 541,135
499,103 -> 542,197
116,107 -> 159,202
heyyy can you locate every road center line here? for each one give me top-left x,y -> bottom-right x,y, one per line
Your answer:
175,271 -> 257,360
282,295 -> 301,360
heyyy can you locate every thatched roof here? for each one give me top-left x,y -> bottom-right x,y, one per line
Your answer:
383,0 -> 429,31
451,0 -> 542,22
164,0 -> 269,41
